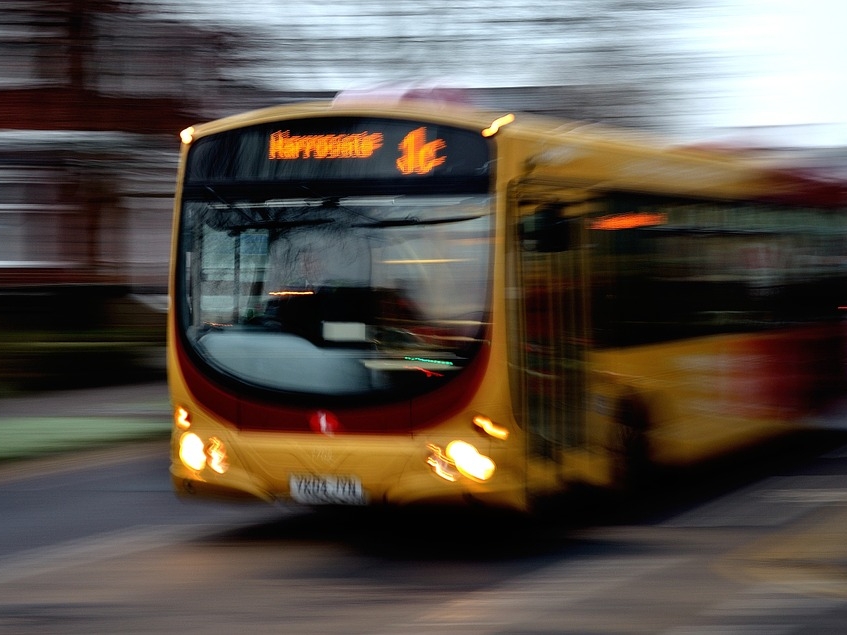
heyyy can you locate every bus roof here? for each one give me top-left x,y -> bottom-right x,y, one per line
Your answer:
181,98 -> 847,207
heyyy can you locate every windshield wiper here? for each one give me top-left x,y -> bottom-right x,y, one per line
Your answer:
351,214 -> 484,228
201,195 -> 341,231
199,192 -> 486,231
274,217 -> 334,229
203,185 -> 261,226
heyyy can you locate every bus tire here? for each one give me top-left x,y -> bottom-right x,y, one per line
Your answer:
611,396 -> 652,494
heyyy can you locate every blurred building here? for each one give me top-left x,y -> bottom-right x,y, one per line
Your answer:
0,0 -> 235,388
0,0 -> 227,288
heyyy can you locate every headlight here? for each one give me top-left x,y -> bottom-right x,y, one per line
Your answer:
178,433 -> 230,474
446,440 -> 495,482
178,432 -> 206,471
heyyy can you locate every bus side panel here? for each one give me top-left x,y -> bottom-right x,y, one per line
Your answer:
591,322 -> 846,466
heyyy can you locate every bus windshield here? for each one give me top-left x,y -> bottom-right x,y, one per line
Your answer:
177,194 -> 493,399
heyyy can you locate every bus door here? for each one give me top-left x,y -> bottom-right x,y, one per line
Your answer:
508,184 -> 592,481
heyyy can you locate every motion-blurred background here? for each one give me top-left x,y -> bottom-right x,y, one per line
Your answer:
2,0 -> 845,392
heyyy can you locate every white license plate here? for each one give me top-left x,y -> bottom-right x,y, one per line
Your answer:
289,474 -> 367,505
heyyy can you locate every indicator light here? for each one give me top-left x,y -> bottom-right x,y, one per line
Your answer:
482,113 -> 515,137
426,444 -> 459,482
206,437 -> 229,474
473,415 -> 509,440
174,406 -> 191,430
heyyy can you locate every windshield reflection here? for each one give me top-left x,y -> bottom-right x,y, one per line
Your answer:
180,195 -> 492,397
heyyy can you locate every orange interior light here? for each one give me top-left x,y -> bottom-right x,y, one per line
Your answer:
589,212 -> 667,231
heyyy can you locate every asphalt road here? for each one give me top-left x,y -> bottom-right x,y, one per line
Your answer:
2,425 -> 847,634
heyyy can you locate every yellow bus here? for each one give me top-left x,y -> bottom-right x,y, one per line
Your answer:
168,93 -> 847,512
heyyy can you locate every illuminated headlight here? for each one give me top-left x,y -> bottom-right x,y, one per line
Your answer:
178,432 -> 230,474
427,440 -> 496,482
446,441 -> 495,481
179,432 -> 206,471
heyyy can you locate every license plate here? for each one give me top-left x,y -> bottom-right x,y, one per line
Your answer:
289,474 -> 367,505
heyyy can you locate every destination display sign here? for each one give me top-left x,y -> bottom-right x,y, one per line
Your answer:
185,117 -> 491,185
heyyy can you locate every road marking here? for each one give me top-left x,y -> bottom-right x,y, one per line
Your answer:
662,474 -> 847,528
660,584 -> 846,635
714,501 -> 847,600
763,488 -> 847,504
0,441 -> 166,486
374,554 -> 689,633
821,443 -> 847,459
661,623 -> 798,634
703,588 -> 842,617
0,525 -> 199,585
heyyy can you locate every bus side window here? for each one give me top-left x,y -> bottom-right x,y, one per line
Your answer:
520,203 -> 574,252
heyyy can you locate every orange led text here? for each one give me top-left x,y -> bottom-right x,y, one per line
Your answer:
269,130 -> 384,160
396,127 -> 446,175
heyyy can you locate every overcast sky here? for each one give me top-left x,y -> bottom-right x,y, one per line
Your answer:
146,0 -> 847,146
681,0 -> 847,144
